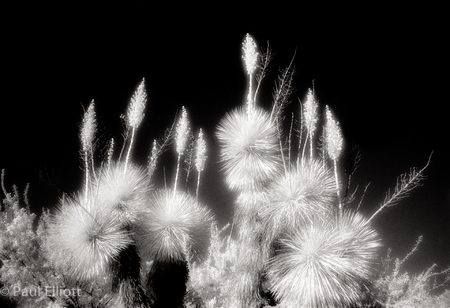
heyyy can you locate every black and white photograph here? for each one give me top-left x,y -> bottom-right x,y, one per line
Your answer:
1,2 -> 449,307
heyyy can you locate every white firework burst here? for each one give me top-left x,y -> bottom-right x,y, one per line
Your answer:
261,159 -> 336,243
48,194 -> 133,280
94,163 -> 150,225
138,189 -> 214,263
216,107 -> 281,191
267,210 -> 381,308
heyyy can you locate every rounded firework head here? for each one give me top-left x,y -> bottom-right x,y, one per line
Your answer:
267,210 -> 381,308
93,162 -> 150,226
261,159 -> 336,244
48,193 -> 133,281
137,189 -> 214,263
216,107 -> 282,191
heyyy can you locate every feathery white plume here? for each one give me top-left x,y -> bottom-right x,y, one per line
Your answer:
148,139 -> 159,182
195,129 -> 207,173
242,33 -> 258,76
325,105 -> 343,161
242,33 -> 259,115
124,78 -> 147,174
303,89 -> 318,158
325,105 -> 344,210
174,106 -> 190,192
106,138 -> 114,171
126,78 -> 147,129
80,100 -> 97,153
195,129 -> 207,200
175,106 -> 190,155
80,100 -> 97,199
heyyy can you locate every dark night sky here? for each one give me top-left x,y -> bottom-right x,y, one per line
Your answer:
2,3 -> 449,274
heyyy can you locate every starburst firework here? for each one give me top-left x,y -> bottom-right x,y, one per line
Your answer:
138,189 -> 214,263
216,107 -> 281,191
94,163 -> 149,225
261,159 -> 336,243
48,194 -> 133,280
267,210 -> 380,308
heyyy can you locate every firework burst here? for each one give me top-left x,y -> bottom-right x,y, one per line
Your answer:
267,210 -> 381,308
261,159 -> 336,243
216,107 -> 281,191
94,163 -> 150,225
48,194 -> 133,280
138,189 -> 214,263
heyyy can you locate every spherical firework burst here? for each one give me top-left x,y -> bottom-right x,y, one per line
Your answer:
138,189 -> 214,263
216,107 -> 281,191
267,210 -> 381,308
94,163 -> 150,225
261,159 -> 336,243
48,194 -> 133,280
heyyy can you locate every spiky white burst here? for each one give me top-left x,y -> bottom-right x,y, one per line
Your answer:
325,105 -> 343,161
138,189 -> 214,263
261,159 -> 336,243
176,106 -> 190,155
126,78 -> 147,129
48,194 -> 133,280
267,210 -> 381,308
80,100 -> 97,153
216,107 -> 281,191
94,163 -> 150,224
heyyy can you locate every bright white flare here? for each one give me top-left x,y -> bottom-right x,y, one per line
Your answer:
268,210 -> 380,308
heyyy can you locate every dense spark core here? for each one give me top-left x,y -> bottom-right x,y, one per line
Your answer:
216,107 -> 281,191
48,194 -> 133,280
137,189 -> 214,263
261,159 -> 336,243
268,210 -> 380,308
94,163 -> 149,225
